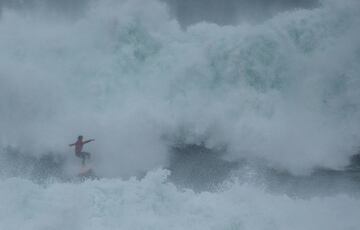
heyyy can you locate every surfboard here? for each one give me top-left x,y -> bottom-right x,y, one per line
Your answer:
78,164 -> 93,177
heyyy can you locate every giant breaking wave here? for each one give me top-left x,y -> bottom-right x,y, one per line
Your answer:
0,0 -> 360,229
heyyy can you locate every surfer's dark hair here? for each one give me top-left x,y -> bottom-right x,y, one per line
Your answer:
78,135 -> 83,139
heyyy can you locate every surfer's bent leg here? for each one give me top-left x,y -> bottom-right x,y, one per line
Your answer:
75,152 -> 91,165
79,152 -> 91,165
83,152 -> 91,159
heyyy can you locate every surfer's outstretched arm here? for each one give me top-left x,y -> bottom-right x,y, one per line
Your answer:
69,143 -> 76,147
83,139 -> 95,144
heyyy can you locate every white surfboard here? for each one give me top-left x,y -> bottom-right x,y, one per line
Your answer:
78,164 -> 93,177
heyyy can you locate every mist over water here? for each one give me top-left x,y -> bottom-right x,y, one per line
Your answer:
1,0 -> 359,175
0,0 -> 360,229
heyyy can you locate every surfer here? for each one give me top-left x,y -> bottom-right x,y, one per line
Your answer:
69,135 -> 95,165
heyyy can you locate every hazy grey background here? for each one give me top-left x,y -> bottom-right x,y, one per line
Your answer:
0,0 -> 320,26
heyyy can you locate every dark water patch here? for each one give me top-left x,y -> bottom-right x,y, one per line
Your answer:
168,144 -> 239,191
167,144 -> 360,197
349,154 -> 360,169
163,0 -> 320,27
0,146 -> 67,183
247,165 -> 360,198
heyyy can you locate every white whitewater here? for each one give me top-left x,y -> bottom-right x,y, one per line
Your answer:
0,169 -> 359,230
